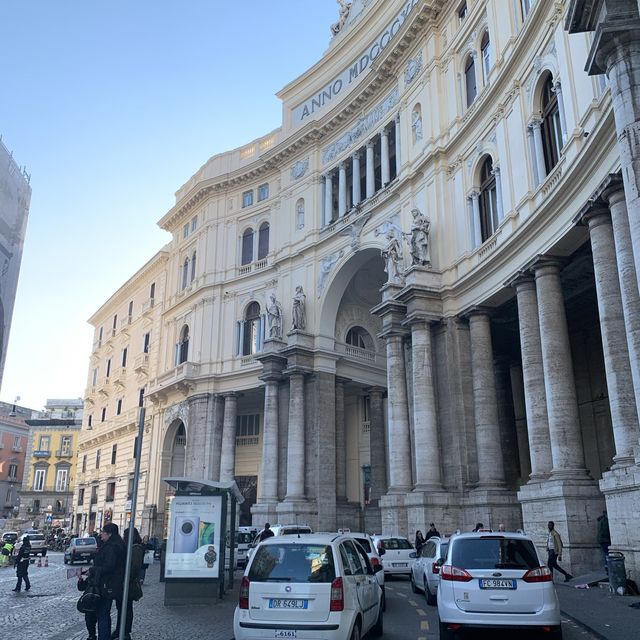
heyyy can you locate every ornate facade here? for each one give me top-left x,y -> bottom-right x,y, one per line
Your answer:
75,0 -> 640,579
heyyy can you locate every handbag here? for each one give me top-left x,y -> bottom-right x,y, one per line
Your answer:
143,550 -> 154,565
77,585 -> 101,613
128,578 -> 143,601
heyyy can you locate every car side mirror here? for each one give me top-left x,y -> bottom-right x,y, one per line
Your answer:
373,564 -> 383,574
435,558 -> 444,567
378,548 -> 385,556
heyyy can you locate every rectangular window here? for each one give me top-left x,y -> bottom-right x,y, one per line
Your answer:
78,487 -> 85,506
91,486 -> 98,504
106,358 -> 112,378
122,347 -> 128,367
55,468 -> 68,492
101,407 -> 106,422
106,481 -> 116,502
39,435 -> 50,452
116,399 -> 123,415
128,300 -> 134,320
82,454 -> 87,473
257,183 -> 269,201
33,469 -> 46,491
458,2 -> 467,22
183,222 -> 189,238
96,449 -> 101,469
150,282 -> 155,299
111,443 -> 117,465
13,435 -> 21,450
92,368 -> 98,386
139,388 -> 145,407
8,463 -> 18,480
143,332 -> 150,353
88,414 -> 93,428
191,216 -> 198,231
60,435 -> 72,456
98,327 -> 103,346
112,314 -> 118,330
242,190 -> 254,208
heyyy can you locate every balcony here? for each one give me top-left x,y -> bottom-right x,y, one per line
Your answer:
55,449 -> 73,458
33,450 -> 51,458
151,361 -> 200,397
134,353 -> 149,373
105,495 -> 114,503
142,298 -> 155,314
112,366 -> 127,386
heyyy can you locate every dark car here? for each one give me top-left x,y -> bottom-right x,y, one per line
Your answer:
64,537 -> 98,564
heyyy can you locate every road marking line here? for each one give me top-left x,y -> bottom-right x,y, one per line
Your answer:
421,620 -> 429,630
398,592 -> 408,598
409,599 -> 418,606
416,608 -> 426,616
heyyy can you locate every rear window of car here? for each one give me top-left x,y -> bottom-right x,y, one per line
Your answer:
279,527 -> 312,535
353,537 -> 372,553
249,544 -> 336,583
28,535 -> 45,542
74,538 -> 97,546
237,532 -> 255,544
451,537 -> 539,570
379,537 -> 412,550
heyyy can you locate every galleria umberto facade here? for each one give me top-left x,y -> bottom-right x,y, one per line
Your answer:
72,0 -> 640,578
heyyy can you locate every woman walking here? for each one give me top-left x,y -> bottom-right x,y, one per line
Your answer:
112,527 -> 144,640
414,530 -> 425,555
12,536 -> 31,592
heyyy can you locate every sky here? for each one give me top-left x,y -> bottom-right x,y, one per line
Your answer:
0,0 -> 339,411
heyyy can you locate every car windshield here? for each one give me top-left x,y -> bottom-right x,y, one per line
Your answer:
353,537 -> 372,553
379,537 -> 412,550
451,537 -> 539,570
237,532 -> 255,544
248,544 -> 336,583
75,539 -> 96,546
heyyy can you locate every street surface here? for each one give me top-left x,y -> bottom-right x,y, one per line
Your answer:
0,553 -> 599,639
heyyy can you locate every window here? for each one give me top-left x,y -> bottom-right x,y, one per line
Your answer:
177,325 -> 189,364
92,368 -> 98,386
181,257 -> 190,290
481,32 -> 491,83
87,414 -> 93,428
101,407 -> 106,422
143,332 -> 151,353
521,0 -> 533,19
242,302 -> 262,356
458,2 -> 467,22
96,449 -> 101,469
98,326 -> 103,346
121,347 -> 128,368
465,55 -> 477,107
236,414 -> 260,438
242,190 -> 253,208
183,222 -> 189,238
258,222 -> 269,260
479,157 -> 499,241
191,251 -> 196,282
296,199 -> 305,229
33,468 -> 46,491
541,74 -> 562,174
346,326 -> 370,349
91,486 -> 98,504
116,399 -> 123,415
258,183 -> 269,201
111,443 -> 117,465
39,435 -> 50,452
55,468 -> 69,492
8,463 -> 18,480
128,300 -> 133,321
241,228 -> 254,265
82,454 -> 87,473
78,487 -> 85,505
112,314 -> 118,331
138,388 -> 145,407
106,358 -> 112,378
150,282 -> 155,300
13,435 -> 20,450
191,216 -> 198,232
60,435 -> 72,456
106,481 -> 116,502
32,498 -> 41,512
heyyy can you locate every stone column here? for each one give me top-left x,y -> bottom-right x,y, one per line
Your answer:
352,151 -> 361,206
366,140 -> 375,198
534,259 -> 588,476
210,395 -> 224,481
410,320 -> 442,490
552,81 -> 568,143
512,274 -> 553,480
470,191 -> 482,247
527,125 -> 540,186
582,207 -> 639,464
259,379 -> 280,501
395,113 -> 401,176
531,118 -> 547,182
385,334 -> 412,492
468,310 -> 506,487
285,372 -> 305,500
219,392 -> 238,482
335,379 -> 347,501
368,387 -> 388,500
338,161 -> 347,217
324,172 -> 333,225
381,126 -> 390,187
509,363 -> 532,482
493,166 -> 504,221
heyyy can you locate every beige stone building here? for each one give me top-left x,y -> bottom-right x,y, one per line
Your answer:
74,0 -> 640,579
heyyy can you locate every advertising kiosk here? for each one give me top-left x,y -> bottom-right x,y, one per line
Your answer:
162,477 -> 244,604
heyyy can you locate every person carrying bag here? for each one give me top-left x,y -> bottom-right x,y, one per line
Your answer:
112,527 -> 144,640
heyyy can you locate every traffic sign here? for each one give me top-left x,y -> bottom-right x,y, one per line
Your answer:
45,514 -> 53,523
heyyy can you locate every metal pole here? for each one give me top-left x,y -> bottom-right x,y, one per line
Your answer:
119,405 -> 145,640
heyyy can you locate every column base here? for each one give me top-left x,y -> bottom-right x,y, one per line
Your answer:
600,463 -> 640,584
405,489 -> 460,538
379,492 -> 408,537
276,499 -> 318,531
250,501 -> 279,526
464,488 -> 521,533
336,499 -> 364,533
518,477 -> 604,577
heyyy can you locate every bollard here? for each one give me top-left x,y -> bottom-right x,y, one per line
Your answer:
44,557 -> 49,567
36,557 -> 42,568
607,551 -> 627,595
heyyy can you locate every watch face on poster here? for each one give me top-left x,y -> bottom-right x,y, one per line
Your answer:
204,545 -> 217,568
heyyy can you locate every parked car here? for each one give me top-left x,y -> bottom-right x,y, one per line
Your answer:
64,536 -> 98,564
410,536 -> 449,605
437,531 -> 562,639
371,535 -> 416,576
14,532 -> 47,556
235,527 -> 258,569
1,531 -> 18,544
269,524 -> 314,537
234,532 -> 384,640
340,530 -> 386,609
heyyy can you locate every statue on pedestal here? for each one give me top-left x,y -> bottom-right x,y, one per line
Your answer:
266,294 -> 283,339
381,230 -> 403,284
403,208 -> 431,266
292,286 -> 306,331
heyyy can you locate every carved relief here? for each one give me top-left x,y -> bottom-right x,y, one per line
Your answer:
291,158 -> 309,180
404,52 -> 423,86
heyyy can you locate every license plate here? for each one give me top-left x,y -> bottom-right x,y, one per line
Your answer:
392,562 -> 407,567
479,578 -> 516,589
275,631 -> 297,638
269,599 -> 308,609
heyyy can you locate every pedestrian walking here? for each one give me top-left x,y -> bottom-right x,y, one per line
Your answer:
547,521 -> 573,582
472,522 -> 485,532
255,523 -> 274,543
93,522 -> 126,640
112,527 -> 144,640
597,510 -> 611,572
425,523 -> 440,540
78,572 -> 98,640
414,530 -> 425,554
12,536 -> 31,592
139,535 -> 154,584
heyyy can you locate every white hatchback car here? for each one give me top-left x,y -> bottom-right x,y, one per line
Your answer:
341,531 -> 386,609
411,536 -> 449,605
234,533 -> 384,640
437,531 -> 562,639
371,535 -> 416,576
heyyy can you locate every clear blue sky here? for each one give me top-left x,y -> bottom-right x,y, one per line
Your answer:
0,0 -> 338,410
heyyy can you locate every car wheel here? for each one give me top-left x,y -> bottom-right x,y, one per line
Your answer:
410,571 -> 419,593
370,605 -> 383,637
425,578 -> 437,606
349,620 -> 361,640
63,557 -> 68,564
439,620 -> 456,640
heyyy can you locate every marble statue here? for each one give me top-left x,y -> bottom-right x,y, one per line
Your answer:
412,108 -> 423,143
403,208 -> 431,266
292,286 -> 306,331
331,0 -> 352,36
381,230 -> 403,283
266,294 -> 283,339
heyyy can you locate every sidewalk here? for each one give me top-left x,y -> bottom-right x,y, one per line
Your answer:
70,562 -> 239,640
557,580 -> 640,640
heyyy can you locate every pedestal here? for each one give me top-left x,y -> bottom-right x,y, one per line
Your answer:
275,499 -> 318,531
379,492 -> 408,537
464,488 -> 521,533
250,501 -> 279,528
336,500 -> 363,532
405,490 -> 461,538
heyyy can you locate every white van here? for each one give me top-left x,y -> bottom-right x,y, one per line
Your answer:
235,527 -> 258,569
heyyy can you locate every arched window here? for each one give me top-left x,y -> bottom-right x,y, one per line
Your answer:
541,74 -> 562,174
242,302 -> 261,356
296,199 -> 305,229
181,258 -> 189,290
177,324 -> 189,364
241,228 -> 254,265
481,32 -> 491,83
346,326 -> 374,351
190,251 -> 196,282
479,157 -> 498,242
465,55 -> 477,107
258,222 -> 269,260
170,423 -> 186,476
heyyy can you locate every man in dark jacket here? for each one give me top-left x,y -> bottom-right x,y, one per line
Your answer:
597,510 -> 611,572
12,536 -> 31,592
112,527 -> 144,640
92,522 -> 125,640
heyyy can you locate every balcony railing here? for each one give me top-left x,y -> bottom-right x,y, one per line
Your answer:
56,449 -> 73,458
12,445 -> 23,452
33,450 -> 51,458
344,345 -> 376,362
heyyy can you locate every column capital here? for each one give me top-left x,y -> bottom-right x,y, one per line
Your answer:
364,385 -> 386,398
222,391 -> 238,399
339,161 -> 346,170
525,254 -> 568,275
528,116 -> 543,130
352,149 -> 362,160
505,270 -> 535,290
575,202 -> 612,230
468,190 -> 480,202
598,172 -> 625,205
366,140 -> 375,149
462,305 -> 494,321
403,312 -> 441,328
335,376 -> 351,387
